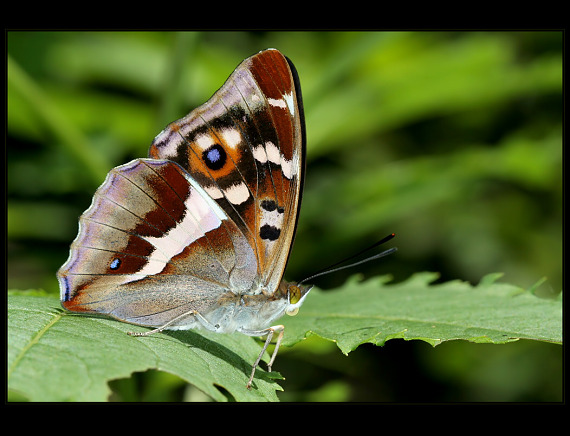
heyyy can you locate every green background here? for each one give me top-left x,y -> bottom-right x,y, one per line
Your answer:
7,31 -> 562,402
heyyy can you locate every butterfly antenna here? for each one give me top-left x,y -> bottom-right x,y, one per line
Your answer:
297,233 -> 397,285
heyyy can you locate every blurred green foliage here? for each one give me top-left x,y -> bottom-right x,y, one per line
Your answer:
7,31 -> 562,402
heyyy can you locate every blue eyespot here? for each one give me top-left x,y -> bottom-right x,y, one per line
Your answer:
207,148 -> 221,162
110,258 -> 121,270
202,144 -> 226,170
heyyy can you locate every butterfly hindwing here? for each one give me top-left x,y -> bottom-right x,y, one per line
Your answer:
59,159 -> 258,327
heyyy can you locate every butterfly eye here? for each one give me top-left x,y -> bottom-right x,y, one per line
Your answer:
286,286 -> 301,316
288,285 -> 301,305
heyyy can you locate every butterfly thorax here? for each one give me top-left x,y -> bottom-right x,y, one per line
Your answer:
200,281 -> 312,334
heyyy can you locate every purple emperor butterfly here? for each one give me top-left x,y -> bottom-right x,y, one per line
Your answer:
58,49 -> 310,389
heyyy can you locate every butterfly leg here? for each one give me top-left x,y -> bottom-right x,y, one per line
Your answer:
127,309 -> 205,336
241,325 -> 285,389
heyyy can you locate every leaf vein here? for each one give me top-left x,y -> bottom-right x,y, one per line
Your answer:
8,310 -> 63,379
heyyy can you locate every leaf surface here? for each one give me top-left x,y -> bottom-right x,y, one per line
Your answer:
8,273 -> 561,401
8,293 -> 281,401
281,273 -> 562,354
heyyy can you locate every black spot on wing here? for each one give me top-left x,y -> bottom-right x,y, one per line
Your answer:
259,224 -> 280,241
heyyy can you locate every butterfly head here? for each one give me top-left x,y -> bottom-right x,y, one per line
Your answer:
281,282 -> 313,317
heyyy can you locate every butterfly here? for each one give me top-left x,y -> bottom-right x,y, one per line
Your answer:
57,48 -> 312,389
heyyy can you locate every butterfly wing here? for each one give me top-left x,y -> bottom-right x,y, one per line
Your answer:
59,49 -> 305,328
58,158 -> 257,327
149,49 -> 306,293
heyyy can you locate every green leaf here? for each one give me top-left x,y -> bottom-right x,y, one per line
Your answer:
8,272 -> 561,402
7,292 -> 281,402
281,273 -> 562,354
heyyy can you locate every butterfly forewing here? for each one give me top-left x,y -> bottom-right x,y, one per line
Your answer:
149,49 -> 305,291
